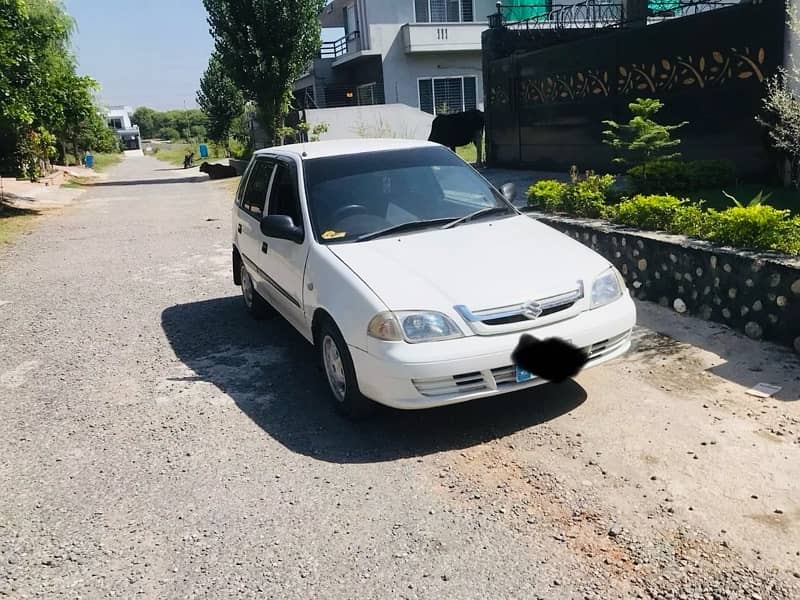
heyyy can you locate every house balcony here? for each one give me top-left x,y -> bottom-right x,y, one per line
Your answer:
401,22 -> 488,53
319,30 -> 380,68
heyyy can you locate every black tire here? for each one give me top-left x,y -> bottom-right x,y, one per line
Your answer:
239,262 -> 270,319
317,319 -> 376,420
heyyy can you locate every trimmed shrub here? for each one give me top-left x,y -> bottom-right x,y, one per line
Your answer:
705,205 -> 799,253
608,194 -> 688,231
563,172 -> 615,218
527,179 -> 567,212
628,159 -> 736,195
527,171 -> 615,218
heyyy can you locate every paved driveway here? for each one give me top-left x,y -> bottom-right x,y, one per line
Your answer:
1,156 -> 798,599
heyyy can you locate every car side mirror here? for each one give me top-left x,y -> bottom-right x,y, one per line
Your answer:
501,182 -> 516,203
260,214 -> 304,243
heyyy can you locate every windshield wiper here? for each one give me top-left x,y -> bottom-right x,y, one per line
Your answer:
355,218 -> 455,242
441,206 -> 515,230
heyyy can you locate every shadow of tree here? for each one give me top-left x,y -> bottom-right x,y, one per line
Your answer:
160,296 -> 588,464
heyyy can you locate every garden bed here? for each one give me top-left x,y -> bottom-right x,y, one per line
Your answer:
532,212 -> 800,353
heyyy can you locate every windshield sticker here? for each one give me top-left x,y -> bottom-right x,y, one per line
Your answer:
322,230 -> 347,240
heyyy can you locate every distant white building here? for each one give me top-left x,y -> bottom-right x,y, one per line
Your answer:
106,106 -> 141,150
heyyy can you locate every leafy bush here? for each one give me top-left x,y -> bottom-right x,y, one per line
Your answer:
563,170 -> 615,218
606,194 -> 798,254
704,205 -> 799,253
527,180 -> 567,211
608,194 -> 688,231
627,159 -> 736,195
527,169 -> 615,218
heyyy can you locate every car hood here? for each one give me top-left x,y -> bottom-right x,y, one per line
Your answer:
327,215 -> 612,313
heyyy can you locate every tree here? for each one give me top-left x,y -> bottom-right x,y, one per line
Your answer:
203,0 -> 324,145
602,98 -> 688,176
0,0 -> 118,177
196,53 -> 245,149
158,127 -> 181,141
758,2 -> 800,187
132,107 -> 158,139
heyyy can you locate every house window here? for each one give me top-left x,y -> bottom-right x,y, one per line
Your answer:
108,118 -> 123,129
418,76 -> 477,115
415,0 -> 474,23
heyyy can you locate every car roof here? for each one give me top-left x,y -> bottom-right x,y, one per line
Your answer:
253,138 -> 441,160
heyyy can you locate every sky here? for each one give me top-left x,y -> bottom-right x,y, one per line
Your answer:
63,0 -> 344,111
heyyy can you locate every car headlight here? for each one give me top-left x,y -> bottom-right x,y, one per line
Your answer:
590,267 -> 624,309
367,311 -> 463,343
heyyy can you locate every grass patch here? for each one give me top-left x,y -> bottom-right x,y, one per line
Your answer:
0,204 -> 39,245
147,142 -> 230,167
87,152 -> 123,172
148,144 -> 194,167
687,184 -> 800,216
455,135 -> 486,165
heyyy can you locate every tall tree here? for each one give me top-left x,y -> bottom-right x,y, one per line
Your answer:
202,0 -> 324,145
196,53 -> 245,150
758,2 -> 800,187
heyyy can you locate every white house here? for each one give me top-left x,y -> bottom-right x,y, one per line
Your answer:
105,106 -> 141,150
294,0 -> 504,116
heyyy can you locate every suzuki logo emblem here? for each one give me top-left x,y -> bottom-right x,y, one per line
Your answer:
521,301 -> 544,320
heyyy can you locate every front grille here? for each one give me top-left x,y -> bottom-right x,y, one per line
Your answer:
412,371 -> 489,397
482,301 -> 578,326
454,283 -> 585,336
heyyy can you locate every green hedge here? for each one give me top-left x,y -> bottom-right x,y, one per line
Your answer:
606,195 -> 800,255
527,171 -> 614,218
627,159 -> 736,195
528,180 -> 800,255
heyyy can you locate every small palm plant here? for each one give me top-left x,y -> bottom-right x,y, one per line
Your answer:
721,189 -> 773,208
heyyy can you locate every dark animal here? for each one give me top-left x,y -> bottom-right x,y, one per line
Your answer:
511,334 -> 589,383
428,109 -> 485,166
183,152 -> 194,169
199,161 -> 238,180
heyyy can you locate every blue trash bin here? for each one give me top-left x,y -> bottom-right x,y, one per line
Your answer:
84,153 -> 94,168
199,144 -> 208,159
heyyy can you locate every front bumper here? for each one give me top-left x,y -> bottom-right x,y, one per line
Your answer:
349,294 -> 636,410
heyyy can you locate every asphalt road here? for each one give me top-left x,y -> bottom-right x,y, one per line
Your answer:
1,156 -> 799,599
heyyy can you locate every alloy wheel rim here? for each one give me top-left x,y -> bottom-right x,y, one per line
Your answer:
322,335 -> 346,402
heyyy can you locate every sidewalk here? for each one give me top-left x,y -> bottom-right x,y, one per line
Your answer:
0,164 -> 108,213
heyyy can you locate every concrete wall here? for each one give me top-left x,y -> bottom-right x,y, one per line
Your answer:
304,104 -> 435,140
536,214 -> 800,354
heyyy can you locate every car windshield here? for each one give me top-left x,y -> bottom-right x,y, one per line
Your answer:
303,146 -> 516,243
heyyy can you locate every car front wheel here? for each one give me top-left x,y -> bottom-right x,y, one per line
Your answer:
318,320 -> 375,420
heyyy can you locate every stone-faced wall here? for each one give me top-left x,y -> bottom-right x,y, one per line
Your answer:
535,214 -> 800,354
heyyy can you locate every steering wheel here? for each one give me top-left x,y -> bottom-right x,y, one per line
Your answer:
331,204 -> 369,222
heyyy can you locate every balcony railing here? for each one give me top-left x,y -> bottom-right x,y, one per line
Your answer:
319,30 -> 361,59
499,1 -> 625,30
495,0 -> 741,31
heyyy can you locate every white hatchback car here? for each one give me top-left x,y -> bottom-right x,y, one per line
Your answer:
231,139 -> 636,417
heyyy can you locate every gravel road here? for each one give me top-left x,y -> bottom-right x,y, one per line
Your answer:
1,155 -> 799,599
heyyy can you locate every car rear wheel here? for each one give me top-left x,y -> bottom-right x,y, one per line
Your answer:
318,320 -> 375,420
240,262 -> 270,319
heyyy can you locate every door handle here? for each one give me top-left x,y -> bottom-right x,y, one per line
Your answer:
261,242 -> 268,254
238,223 -> 242,233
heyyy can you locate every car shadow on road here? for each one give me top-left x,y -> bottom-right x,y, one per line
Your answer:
160,296 -> 588,464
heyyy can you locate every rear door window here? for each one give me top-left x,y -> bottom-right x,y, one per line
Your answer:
240,159 -> 274,219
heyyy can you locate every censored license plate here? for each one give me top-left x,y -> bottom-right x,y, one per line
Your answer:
513,337 -> 573,383
515,366 -> 534,383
